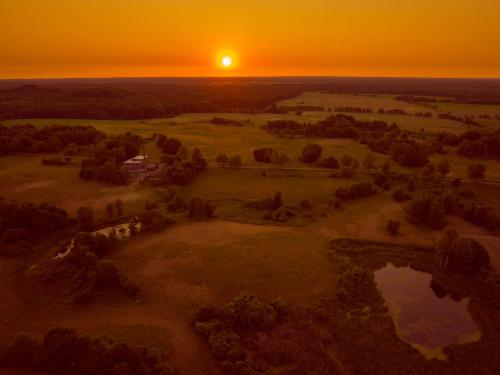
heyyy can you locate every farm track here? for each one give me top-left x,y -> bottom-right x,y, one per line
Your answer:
207,165 -> 500,185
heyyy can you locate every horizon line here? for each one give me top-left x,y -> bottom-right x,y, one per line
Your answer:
1,74 -> 500,81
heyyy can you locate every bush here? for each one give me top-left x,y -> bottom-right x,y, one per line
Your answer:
335,182 -> 377,201
406,189 -> 453,229
437,229 -> 491,274
253,147 -> 276,163
215,153 -> 228,166
2,228 -> 28,243
386,220 -> 401,236
300,143 -> 322,163
390,139 -> 429,167
229,155 -> 242,168
189,198 -> 215,219
227,294 -> 279,331
140,211 -> 175,232
392,188 -> 410,202
468,163 -> 486,179
3,335 -> 41,369
318,156 -> 340,169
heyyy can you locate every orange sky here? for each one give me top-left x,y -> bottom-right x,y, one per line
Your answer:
1,0 -> 499,79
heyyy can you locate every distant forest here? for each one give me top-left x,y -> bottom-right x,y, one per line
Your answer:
0,77 -> 499,120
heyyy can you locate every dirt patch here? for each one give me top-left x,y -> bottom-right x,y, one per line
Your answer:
13,179 -> 56,192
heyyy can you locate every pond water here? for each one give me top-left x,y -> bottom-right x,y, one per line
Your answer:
55,221 -> 141,259
375,263 -> 480,359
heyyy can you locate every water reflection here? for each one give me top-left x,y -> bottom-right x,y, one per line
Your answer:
55,220 -> 141,260
375,263 -> 480,359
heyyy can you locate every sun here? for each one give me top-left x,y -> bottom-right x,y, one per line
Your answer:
216,50 -> 238,70
221,56 -> 233,67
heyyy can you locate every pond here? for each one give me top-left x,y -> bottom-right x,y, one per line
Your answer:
375,263 -> 480,359
55,221 -> 141,259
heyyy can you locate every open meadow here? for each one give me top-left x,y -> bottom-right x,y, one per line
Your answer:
1,89 -> 500,375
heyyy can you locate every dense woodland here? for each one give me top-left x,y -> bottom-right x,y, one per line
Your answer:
0,124 -> 104,155
0,80 -> 499,374
1,77 -> 500,120
0,83 -> 306,119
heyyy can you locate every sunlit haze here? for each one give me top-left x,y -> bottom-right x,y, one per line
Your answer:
1,0 -> 499,78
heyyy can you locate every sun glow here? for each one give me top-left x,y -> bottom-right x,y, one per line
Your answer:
222,56 -> 232,67
216,50 -> 238,71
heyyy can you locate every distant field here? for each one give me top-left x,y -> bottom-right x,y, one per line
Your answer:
0,154 -> 154,219
2,91 -> 500,216
2,90 -> 500,375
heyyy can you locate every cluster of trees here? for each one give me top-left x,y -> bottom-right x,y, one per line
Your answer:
437,227 -> 490,274
0,327 -> 174,375
215,153 -> 242,168
0,83 -> 305,120
438,113 -> 481,126
462,203 -> 498,231
0,198 -> 72,244
138,210 -> 175,232
263,115 -> 394,140
334,106 -> 373,114
386,220 -> 401,236
456,130 -> 500,159
243,191 -> 283,211
210,117 -> 245,126
189,197 -> 215,219
385,109 -> 410,115
414,112 -> 433,118
0,124 -> 104,155
42,156 -> 74,166
405,188 -> 453,229
47,231 -> 139,303
80,132 -> 144,185
279,105 -> 325,113
192,294 -> 289,374
156,134 -> 182,155
164,147 -> 208,185
334,182 -> 377,201
318,156 -> 340,169
253,147 -> 289,165
389,139 -> 429,167
300,143 -> 322,163
468,163 -> 487,179
395,95 -> 439,103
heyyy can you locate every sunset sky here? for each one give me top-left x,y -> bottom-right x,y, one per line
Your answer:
1,0 -> 499,79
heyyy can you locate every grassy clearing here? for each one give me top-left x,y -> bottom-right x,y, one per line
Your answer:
0,154 -> 154,219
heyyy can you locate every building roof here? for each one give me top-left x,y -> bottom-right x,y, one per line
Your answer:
124,155 -> 149,164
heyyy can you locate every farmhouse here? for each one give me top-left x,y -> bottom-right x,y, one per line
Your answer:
123,155 -> 149,171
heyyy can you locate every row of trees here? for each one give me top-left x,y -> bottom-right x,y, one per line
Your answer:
0,198 -> 73,243
0,124 -> 104,155
263,114 -> 394,140
215,153 -> 242,168
0,83 -> 305,120
192,294 -> 289,374
1,327 -> 174,374
80,132 -> 144,185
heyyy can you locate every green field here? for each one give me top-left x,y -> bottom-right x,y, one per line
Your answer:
1,91 -> 500,374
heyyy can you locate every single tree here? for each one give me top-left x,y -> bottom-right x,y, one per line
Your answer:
229,155 -> 242,169
215,153 -> 229,167
363,153 -> 376,172
382,161 -> 391,175
300,143 -> 322,163
386,220 -> 401,236
105,203 -> 114,219
114,199 -> 124,216
77,206 -> 94,231
437,159 -> 451,177
468,163 -> 486,180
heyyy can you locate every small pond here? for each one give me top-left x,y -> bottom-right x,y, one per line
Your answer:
55,221 -> 141,259
375,263 -> 480,359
